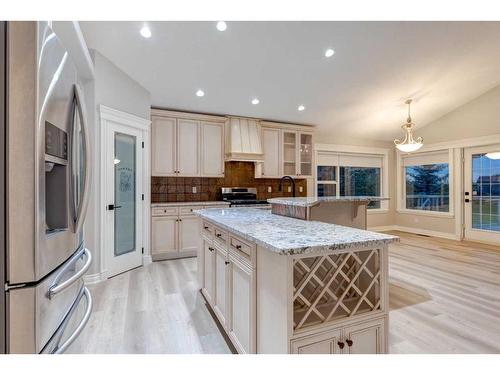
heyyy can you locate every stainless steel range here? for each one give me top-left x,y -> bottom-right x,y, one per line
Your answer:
221,187 -> 271,209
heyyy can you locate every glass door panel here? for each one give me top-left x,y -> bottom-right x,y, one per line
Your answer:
114,132 -> 136,256
299,133 -> 313,176
283,131 -> 297,176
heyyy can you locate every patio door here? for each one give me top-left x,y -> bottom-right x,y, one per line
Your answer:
464,144 -> 500,244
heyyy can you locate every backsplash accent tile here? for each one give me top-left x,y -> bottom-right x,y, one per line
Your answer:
151,161 -> 308,203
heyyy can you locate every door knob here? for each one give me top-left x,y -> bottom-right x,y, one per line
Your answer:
107,204 -> 122,210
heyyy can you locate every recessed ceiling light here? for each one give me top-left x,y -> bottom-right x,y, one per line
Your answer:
251,98 -> 260,105
325,48 -> 335,58
298,105 -> 305,111
196,89 -> 205,97
140,25 -> 152,38
216,21 -> 227,31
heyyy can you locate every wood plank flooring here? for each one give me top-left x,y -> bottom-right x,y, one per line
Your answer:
68,231 -> 500,354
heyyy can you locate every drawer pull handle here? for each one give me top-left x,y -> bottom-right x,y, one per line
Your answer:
337,341 -> 345,349
208,247 -> 214,252
216,233 -> 222,237
235,245 -> 242,250
204,226 -> 209,229
225,261 -> 230,265
346,339 -> 353,347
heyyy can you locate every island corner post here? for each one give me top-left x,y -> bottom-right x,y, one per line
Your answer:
195,207 -> 397,354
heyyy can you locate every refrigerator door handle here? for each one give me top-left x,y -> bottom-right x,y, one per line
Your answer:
48,247 -> 92,299
50,286 -> 93,354
71,83 -> 92,234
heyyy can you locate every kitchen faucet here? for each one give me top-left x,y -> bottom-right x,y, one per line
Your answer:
278,175 -> 296,197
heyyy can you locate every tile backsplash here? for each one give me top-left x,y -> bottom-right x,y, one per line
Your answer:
151,161 -> 308,203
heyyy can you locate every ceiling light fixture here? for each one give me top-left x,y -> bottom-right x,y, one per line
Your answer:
251,98 -> 259,105
298,105 -> 305,111
486,152 -> 500,160
196,89 -> 205,97
394,99 -> 423,153
325,48 -> 335,58
216,21 -> 227,31
140,25 -> 152,38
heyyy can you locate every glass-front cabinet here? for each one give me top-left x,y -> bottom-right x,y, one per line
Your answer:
281,130 -> 313,177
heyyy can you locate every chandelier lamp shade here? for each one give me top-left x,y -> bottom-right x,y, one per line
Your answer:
394,99 -> 423,153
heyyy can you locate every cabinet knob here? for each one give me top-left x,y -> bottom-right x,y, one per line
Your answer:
216,233 -> 222,237
225,260 -> 230,265
346,339 -> 353,347
204,226 -> 209,229
235,245 -> 242,250
337,341 -> 345,349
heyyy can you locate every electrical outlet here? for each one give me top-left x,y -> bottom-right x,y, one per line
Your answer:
268,186 -> 272,193
299,186 -> 303,193
192,186 -> 197,193
287,186 -> 291,193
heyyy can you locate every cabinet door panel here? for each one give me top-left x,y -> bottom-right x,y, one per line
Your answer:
290,328 -> 342,354
177,119 -> 200,176
203,241 -> 215,305
151,216 -> 177,255
179,216 -> 200,253
344,318 -> 386,354
214,246 -> 228,327
230,260 -> 254,353
282,130 -> 298,177
201,121 -> 224,176
151,117 -> 176,175
261,127 -> 281,177
299,132 -> 313,177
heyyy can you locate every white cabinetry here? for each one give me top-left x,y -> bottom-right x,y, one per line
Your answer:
203,240 -> 216,306
256,127 -> 281,178
201,121 -> 224,177
178,216 -> 200,253
151,215 -> 177,255
151,110 -> 225,177
214,244 -> 229,327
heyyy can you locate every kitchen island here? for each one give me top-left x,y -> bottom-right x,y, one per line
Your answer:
268,196 -> 390,229
194,207 -> 398,354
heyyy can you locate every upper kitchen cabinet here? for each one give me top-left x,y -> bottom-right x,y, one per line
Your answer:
256,121 -> 314,178
151,109 -> 226,177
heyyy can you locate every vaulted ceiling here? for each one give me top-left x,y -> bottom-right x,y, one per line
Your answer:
80,21 -> 500,141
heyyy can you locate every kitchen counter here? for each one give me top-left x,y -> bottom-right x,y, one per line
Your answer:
194,207 -> 398,255
151,201 -> 230,207
267,196 -> 389,207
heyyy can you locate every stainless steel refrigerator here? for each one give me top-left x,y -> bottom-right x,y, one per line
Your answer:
1,21 -> 92,354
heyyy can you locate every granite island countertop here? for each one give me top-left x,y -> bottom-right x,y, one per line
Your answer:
151,201 -> 230,207
267,196 -> 390,207
194,207 -> 398,255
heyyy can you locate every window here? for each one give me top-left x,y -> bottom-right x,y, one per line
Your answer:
401,151 -> 450,213
316,151 -> 385,210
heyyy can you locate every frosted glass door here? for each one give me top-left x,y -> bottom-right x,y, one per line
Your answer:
283,131 -> 297,176
299,133 -> 313,176
114,133 -> 136,256
464,146 -> 500,243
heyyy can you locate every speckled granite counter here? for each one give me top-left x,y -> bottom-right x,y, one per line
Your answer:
267,196 -> 389,208
194,207 -> 398,255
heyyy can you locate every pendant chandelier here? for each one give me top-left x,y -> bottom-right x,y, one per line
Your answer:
394,99 -> 423,153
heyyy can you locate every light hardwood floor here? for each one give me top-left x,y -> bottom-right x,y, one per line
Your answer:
69,231 -> 500,354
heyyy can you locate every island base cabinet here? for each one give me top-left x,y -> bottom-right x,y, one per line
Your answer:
202,240 -> 216,306
214,245 -> 229,328
228,254 -> 256,354
290,317 -> 387,354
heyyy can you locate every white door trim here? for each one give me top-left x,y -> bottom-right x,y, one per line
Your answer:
99,105 -> 151,280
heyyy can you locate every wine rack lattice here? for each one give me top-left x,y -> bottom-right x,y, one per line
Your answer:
293,248 -> 381,331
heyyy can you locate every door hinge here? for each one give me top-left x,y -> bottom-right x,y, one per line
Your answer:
142,141 -> 144,149
142,247 -> 144,254
142,194 -> 144,201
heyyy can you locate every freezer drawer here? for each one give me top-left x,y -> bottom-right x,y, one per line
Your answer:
8,246 -> 92,353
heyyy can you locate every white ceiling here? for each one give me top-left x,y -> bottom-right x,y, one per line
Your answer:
80,21 -> 500,141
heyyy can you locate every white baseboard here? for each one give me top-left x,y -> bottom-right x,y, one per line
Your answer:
369,225 -> 460,240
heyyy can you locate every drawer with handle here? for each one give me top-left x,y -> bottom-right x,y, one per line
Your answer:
152,207 -> 179,216
229,235 -> 254,262
202,221 -> 214,235
214,227 -> 228,244
179,206 -> 198,216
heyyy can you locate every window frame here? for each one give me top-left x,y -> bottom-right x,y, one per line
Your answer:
397,149 -> 455,218
314,147 -> 389,213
